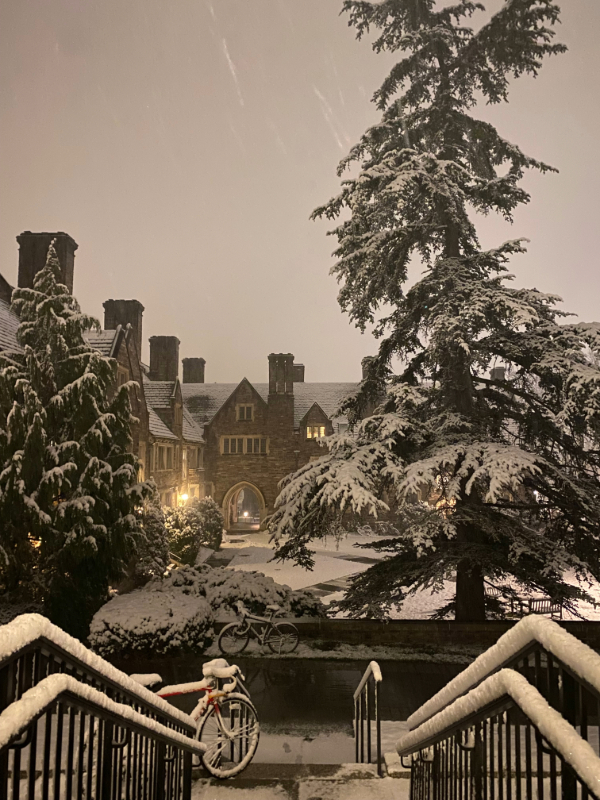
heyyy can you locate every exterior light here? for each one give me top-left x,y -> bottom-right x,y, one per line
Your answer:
243,511 -> 249,518
181,493 -> 188,502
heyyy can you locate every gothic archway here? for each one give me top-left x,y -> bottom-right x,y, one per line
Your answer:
222,481 -> 266,532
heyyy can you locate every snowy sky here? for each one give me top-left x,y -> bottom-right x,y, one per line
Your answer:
1,0 -> 599,382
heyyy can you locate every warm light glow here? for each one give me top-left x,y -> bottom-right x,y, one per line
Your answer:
243,511 -> 249,517
181,493 -> 188,502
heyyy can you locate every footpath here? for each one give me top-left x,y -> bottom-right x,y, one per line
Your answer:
191,762 -> 409,799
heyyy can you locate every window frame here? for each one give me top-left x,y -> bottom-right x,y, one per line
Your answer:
221,436 -> 269,455
236,404 -> 254,422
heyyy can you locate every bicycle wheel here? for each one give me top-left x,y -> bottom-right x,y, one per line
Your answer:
197,693 -> 260,779
218,622 -> 250,655
266,622 -> 299,654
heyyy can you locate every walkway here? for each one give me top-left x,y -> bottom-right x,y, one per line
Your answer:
192,763 -> 409,799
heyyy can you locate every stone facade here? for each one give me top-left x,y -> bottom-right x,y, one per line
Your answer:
1,231 -> 359,520
183,356 -> 358,528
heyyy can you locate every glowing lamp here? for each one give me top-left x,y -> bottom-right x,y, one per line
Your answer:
243,511 -> 249,518
181,493 -> 189,502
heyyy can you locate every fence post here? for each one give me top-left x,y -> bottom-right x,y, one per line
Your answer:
155,740 -> 167,800
182,750 -> 193,800
100,720 -> 114,798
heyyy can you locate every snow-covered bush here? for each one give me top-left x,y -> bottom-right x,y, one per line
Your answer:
127,501 -> 170,586
164,497 -> 224,565
90,564 -> 325,656
201,567 -> 326,619
89,568 -> 214,656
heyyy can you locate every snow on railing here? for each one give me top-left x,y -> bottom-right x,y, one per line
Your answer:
354,660 -> 383,777
0,614 -> 194,730
353,660 -> 382,702
397,668 -> 600,795
408,614 -> 600,729
0,673 -> 206,754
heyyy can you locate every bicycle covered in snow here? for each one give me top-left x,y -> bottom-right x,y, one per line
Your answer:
135,659 -> 260,779
218,601 -> 299,655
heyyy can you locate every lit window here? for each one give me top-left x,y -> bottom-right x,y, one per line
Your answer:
307,425 -> 326,439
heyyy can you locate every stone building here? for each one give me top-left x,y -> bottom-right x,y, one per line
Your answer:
0,231 -> 360,524
181,354 -> 358,530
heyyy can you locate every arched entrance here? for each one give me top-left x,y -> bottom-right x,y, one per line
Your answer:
222,482 -> 266,532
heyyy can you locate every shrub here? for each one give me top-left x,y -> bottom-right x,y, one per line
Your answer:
164,498 -> 224,565
89,564 -> 326,656
89,568 -> 214,656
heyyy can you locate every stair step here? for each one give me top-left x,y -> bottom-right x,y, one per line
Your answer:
192,763 -> 410,799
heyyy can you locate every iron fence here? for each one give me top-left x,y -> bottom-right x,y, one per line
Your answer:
405,700 -> 593,800
353,660 -> 383,776
0,624 -> 200,799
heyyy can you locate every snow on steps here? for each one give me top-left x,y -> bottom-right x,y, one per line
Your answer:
191,763 -> 409,800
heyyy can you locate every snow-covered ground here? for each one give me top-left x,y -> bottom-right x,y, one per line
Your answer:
220,530 -> 600,621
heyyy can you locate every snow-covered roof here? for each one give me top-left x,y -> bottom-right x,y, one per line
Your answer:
182,406 -> 204,444
0,297 -> 21,353
144,380 -> 176,409
182,382 -> 359,428
148,407 -> 177,441
85,328 -> 119,357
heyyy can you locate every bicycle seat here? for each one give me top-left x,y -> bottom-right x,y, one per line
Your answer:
202,658 -> 239,680
266,604 -> 281,612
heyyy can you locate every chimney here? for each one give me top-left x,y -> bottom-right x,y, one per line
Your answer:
103,299 -> 144,359
182,357 -> 206,383
293,363 -> 305,383
490,366 -> 506,381
362,356 -> 375,381
268,353 -> 294,395
149,336 -> 180,382
17,231 -> 78,293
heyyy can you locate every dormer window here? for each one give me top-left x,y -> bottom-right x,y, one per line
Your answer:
307,425 -> 326,439
237,404 -> 254,421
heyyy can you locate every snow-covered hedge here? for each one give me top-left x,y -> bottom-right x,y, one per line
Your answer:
89,565 -> 326,656
88,571 -> 214,656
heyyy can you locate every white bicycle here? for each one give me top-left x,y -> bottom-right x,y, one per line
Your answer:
137,659 -> 260,779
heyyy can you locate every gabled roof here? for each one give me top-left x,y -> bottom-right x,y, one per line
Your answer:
143,380 -> 177,409
182,407 -> 204,444
148,407 -> 178,441
0,297 -> 21,354
182,382 -> 359,428
85,328 -> 120,357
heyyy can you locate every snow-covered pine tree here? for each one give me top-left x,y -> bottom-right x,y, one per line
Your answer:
0,241 -> 153,638
269,0 -> 600,621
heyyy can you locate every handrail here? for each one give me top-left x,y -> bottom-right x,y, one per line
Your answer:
353,660 -> 382,701
397,668 -> 600,795
354,660 -> 383,777
408,614 -> 600,729
0,673 -> 206,754
0,614 -> 194,731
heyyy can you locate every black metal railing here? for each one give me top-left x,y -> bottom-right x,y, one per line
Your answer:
353,660 -> 383,776
0,615 -> 201,799
403,696 -> 595,800
401,617 -> 600,800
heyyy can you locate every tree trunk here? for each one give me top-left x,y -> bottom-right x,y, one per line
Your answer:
455,559 -> 486,621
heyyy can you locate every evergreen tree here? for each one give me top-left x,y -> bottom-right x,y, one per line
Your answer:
120,499 -> 170,591
165,497 -> 224,566
269,1 -> 600,620
0,241 -> 152,638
